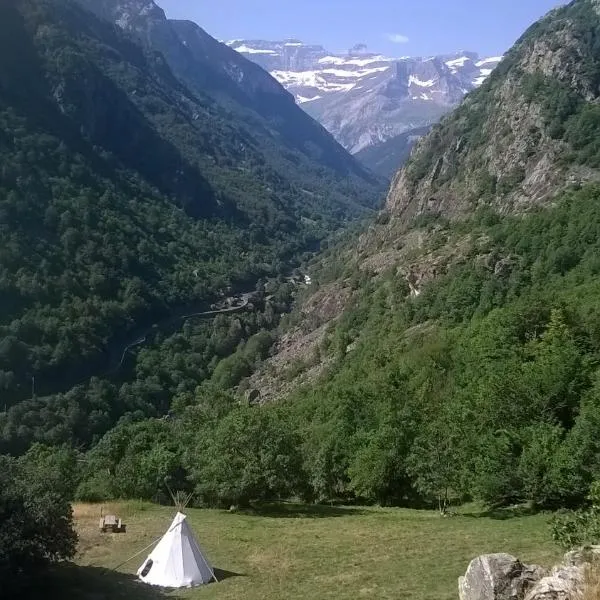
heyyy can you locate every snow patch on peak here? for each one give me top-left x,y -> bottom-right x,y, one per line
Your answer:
446,56 -> 471,68
234,45 -> 278,55
409,75 -> 436,87
318,55 -> 392,67
476,56 -> 503,67
297,95 -> 322,103
322,66 -> 390,78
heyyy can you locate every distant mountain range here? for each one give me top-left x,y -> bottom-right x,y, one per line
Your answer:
228,39 -> 502,176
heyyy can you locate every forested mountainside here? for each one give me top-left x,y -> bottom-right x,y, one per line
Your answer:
182,0 -> 600,509
76,0 -> 379,194
0,0 -> 382,426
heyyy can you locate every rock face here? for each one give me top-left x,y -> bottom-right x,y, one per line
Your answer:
458,554 -> 547,600
524,566 -> 583,600
228,39 -> 501,155
75,0 -> 381,190
459,548 -> 600,600
384,0 -> 600,229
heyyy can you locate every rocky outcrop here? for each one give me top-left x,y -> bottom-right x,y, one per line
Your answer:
240,282 -> 354,403
524,565 -> 583,600
383,0 -> 600,231
459,548 -> 600,600
458,554 -> 547,600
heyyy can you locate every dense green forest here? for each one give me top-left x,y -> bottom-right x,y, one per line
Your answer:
14,183 -> 598,516
5,0 -> 600,513
0,0 -> 381,411
0,447 -> 77,595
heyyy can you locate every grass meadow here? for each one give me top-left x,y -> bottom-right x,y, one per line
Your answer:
48,502 -> 561,600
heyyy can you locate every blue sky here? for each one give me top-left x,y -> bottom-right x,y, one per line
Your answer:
157,0 -> 567,57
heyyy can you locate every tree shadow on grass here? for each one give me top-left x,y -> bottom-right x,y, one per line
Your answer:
238,502 -> 367,519
21,563 -> 244,599
460,504 -> 538,521
36,563 -> 184,600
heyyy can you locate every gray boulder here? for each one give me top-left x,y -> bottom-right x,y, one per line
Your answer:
524,546 -> 600,600
563,545 -> 600,567
523,565 -> 583,600
459,554 -> 547,600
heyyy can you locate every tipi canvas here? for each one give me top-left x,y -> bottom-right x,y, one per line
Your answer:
137,512 -> 215,588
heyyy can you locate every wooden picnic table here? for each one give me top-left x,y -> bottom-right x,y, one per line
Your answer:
99,515 -> 125,533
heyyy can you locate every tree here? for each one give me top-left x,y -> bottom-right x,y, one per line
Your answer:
518,423 -> 565,508
0,455 -> 77,595
187,406 -> 305,507
348,425 -> 412,506
77,419 -> 185,501
18,443 -> 80,499
406,414 -> 466,514
471,431 -> 522,506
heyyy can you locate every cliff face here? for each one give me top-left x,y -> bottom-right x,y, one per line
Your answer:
384,0 -> 600,227
76,0 -> 379,184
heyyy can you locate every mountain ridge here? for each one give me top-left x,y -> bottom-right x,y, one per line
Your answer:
228,38 -> 502,155
383,0 -> 600,229
77,0 -> 380,185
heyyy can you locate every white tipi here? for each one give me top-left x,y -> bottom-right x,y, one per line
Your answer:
137,512 -> 216,588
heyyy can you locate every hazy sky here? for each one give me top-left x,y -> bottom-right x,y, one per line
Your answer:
156,0 -> 567,57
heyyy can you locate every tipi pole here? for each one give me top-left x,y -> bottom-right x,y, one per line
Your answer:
198,548 -> 219,583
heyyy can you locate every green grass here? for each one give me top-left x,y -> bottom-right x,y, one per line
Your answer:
57,502 -> 560,600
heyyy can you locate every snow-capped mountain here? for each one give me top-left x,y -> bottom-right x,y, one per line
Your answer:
228,40 -> 502,160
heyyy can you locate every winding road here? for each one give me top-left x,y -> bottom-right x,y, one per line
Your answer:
110,292 -> 254,372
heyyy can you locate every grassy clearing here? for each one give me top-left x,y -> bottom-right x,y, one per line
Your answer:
60,502 -> 560,600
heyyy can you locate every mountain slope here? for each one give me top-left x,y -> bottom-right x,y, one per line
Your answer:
268,0 -> 600,357
354,126 -> 431,178
385,0 -> 600,225
0,0 -> 382,408
229,39 -> 501,156
230,0 -> 600,507
76,0 -> 382,207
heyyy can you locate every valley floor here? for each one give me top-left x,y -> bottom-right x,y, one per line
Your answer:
56,502 -> 560,600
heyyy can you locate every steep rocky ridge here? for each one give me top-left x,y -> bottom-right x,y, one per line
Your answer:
76,0 -> 383,211
384,0 -> 600,227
